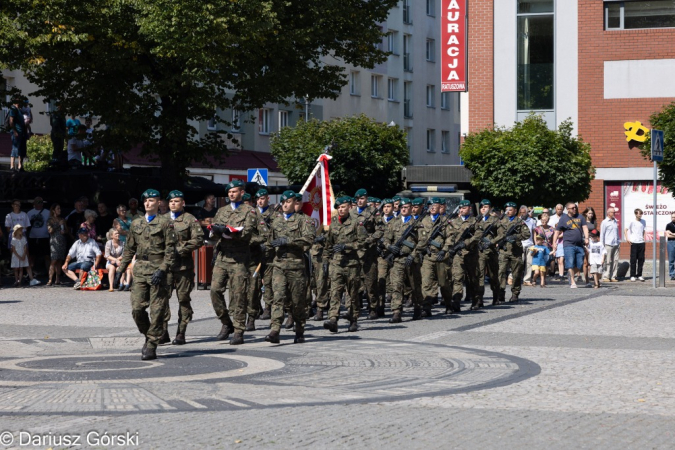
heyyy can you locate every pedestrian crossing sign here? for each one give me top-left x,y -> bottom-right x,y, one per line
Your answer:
247,168 -> 268,186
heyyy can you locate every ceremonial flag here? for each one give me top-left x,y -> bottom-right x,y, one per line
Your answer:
300,153 -> 334,229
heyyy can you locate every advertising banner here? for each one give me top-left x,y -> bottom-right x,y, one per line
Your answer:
605,182 -> 623,240
622,181 -> 675,241
441,0 -> 467,92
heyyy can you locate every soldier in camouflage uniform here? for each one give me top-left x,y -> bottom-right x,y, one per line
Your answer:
209,179 -> 258,345
351,188 -> 382,320
475,199 -> 502,307
244,189 -> 272,331
160,190 -> 204,345
376,198 -> 396,316
383,198 -> 423,323
392,195 -> 401,217
447,199 -> 483,313
416,198 -> 452,317
497,202 -> 531,303
118,189 -> 177,361
264,191 -> 315,344
323,197 -> 363,333
254,189 -> 275,320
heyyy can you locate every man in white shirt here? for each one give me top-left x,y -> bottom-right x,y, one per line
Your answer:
67,125 -> 92,166
519,205 -> 536,285
62,228 -> 103,289
26,197 -> 51,275
548,204 -> 564,229
600,207 -> 621,281
625,208 -> 646,282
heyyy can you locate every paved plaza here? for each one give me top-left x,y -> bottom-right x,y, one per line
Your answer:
0,280 -> 674,449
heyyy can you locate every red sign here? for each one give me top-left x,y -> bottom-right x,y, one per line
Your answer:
441,0 -> 467,92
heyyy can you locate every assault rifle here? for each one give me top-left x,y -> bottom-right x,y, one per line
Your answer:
449,220 -> 476,257
427,205 -> 460,254
385,207 -> 429,267
478,219 -> 498,252
494,221 -> 521,250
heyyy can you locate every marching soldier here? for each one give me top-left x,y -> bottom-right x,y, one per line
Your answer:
447,200 -> 482,313
376,198 -> 396,316
497,202 -> 531,303
161,190 -> 204,345
323,197 -> 363,333
417,198 -> 452,317
392,196 -> 401,217
351,188 -> 381,320
118,189 -> 176,361
310,223 -> 330,321
475,199 -> 502,307
209,180 -> 258,345
255,189 -> 275,320
244,190 -> 271,332
264,191 -> 315,344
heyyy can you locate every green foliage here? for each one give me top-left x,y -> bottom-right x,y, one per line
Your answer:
0,0 -> 398,186
460,115 -> 595,206
24,135 -> 53,172
640,102 -> 675,192
270,115 -> 409,198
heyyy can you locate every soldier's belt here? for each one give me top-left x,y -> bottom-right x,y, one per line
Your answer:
137,254 -> 164,262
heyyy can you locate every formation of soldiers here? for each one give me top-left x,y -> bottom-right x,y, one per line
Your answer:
118,182 -> 531,361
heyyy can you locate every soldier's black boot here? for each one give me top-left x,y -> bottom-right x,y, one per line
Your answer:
451,294 -> 463,313
323,317 -> 338,333
421,307 -> 433,318
470,296 -> 481,311
294,331 -> 305,344
141,344 -> 157,361
491,291 -> 500,306
229,331 -> 244,345
508,293 -> 519,303
498,289 -> 506,305
172,333 -> 186,345
284,315 -> 294,330
313,308 -> 324,321
261,305 -> 271,320
216,324 -> 234,340
159,330 -> 171,345
265,329 -> 280,344
412,306 -> 422,320
348,320 -> 358,332
389,310 -> 402,323
368,310 -> 378,320
245,316 -> 256,332
404,296 -> 413,308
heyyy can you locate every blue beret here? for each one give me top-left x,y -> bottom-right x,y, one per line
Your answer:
399,197 -> 412,205
242,193 -> 251,201
459,200 -> 471,207
504,201 -> 517,208
480,199 -> 492,206
382,198 -> 393,205
412,198 -> 425,206
228,179 -> 245,190
428,197 -> 442,205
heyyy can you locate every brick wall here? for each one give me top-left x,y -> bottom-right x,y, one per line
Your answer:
467,0 -> 493,132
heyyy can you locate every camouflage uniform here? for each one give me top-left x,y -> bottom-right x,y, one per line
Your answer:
268,212 -> 315,333
310,225 -> 330,312
447,216 -> 483,311
475,214 -> 502,305
119,215 -> 176,350
497,216 -> 531,300
256,206 -> 276,318
209,202 -> 258,336
163,210 -> 204,337
350,206 -> 381,314
383,215 -> 423,315
417,213 -> 452,313
376,214 -> 396,311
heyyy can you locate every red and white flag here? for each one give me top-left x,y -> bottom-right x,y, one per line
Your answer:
301,153 -> 334,229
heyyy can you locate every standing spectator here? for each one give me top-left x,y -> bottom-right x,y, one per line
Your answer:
581,207 -> 597,286
113,205 -> 132,243
126,198 -> 142,221
600,207 -> 621,282
47,204 -> 68,286
65,199 -> 86,240
535,208 -> 551,226
625,208 -> 646,282
534,212 -> 555,274
5,199 -> 30,249
67,125 -> 93,167
105,229 -> 126,292
21,100 -> 33,136
11,225 -> 40,287
552,202 -> 589,289
549,204 -> 564,228
26,197 -> 51,276
587,229 -> 606,288
196,193 -> 218,236
519,205 -> 536,286
666,213 -> 675,281
62,228 -> 103,290
95,203 -> 115,243
66,114 -> 80,138
50,102 -> 67,163
554,230 -> 565,280
80,210 -> 98,241
8,96 -> 28,172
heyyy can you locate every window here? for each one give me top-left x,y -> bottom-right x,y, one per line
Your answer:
232,109 -> 241,132
426,0 -> 435,16
403,34 -> 412,72
441,92 -> 450,110
404,82 -> 412,118
388,78 -> 398,101
604,1 -> 675,30
207,113 -> 217,131
350,71 -> 360,95
425,39 -> 435,62
517,0 -> 554,111
426,85 -> 435,107
426,129 -> 436,152
259,108 -> 271,134
441,131 -> 450,153
278,110 -> 289,129
403,0 -> 412,24
371,75 -> 381,98
387,30 -> 398,54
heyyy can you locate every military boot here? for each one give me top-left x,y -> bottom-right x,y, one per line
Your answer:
385,294 -> 392,304
159,330 -> 171,345
491,291 -> 501,306
412,306 -> 423,320
348,321 -> 358,332
229,331 -> 244,345
313,308 -> 324,321
284,315 -> 294,330
498,289 -> 506,305
172,333 -> 186,345
265,329 -> 280,344
245,316 -> 256,332
141,344 -> 157,361
508,293 -> 519,303
451,294 -> 463,313
368,310 -> 378,320
421,308 -> 433,318
294,331 -> 305,344
478,295 -> 485,308
470,296 -> 481,311
216,324 -> 234,340
389,310 -> 402,323
404,297 -> 413,308
323,317 -> 338,333
261,305 -> 271,320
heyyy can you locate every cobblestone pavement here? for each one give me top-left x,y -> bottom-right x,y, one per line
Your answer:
0,278 -> 674,449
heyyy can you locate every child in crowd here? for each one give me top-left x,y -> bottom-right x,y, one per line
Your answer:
588,229 -> 606,288
530,234 -> 551,287
10,225 -> 40,287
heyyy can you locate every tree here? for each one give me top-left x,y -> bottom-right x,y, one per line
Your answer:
25,135 -> 53,172
0,0 -> 397,188
270,114 -> 409,198
640,102 -> 675,192
459,115 -> 595,206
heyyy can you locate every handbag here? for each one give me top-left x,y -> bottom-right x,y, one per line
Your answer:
80,269 -> 104,291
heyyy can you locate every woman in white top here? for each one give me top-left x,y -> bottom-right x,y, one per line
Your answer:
104,228 -> 126,292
